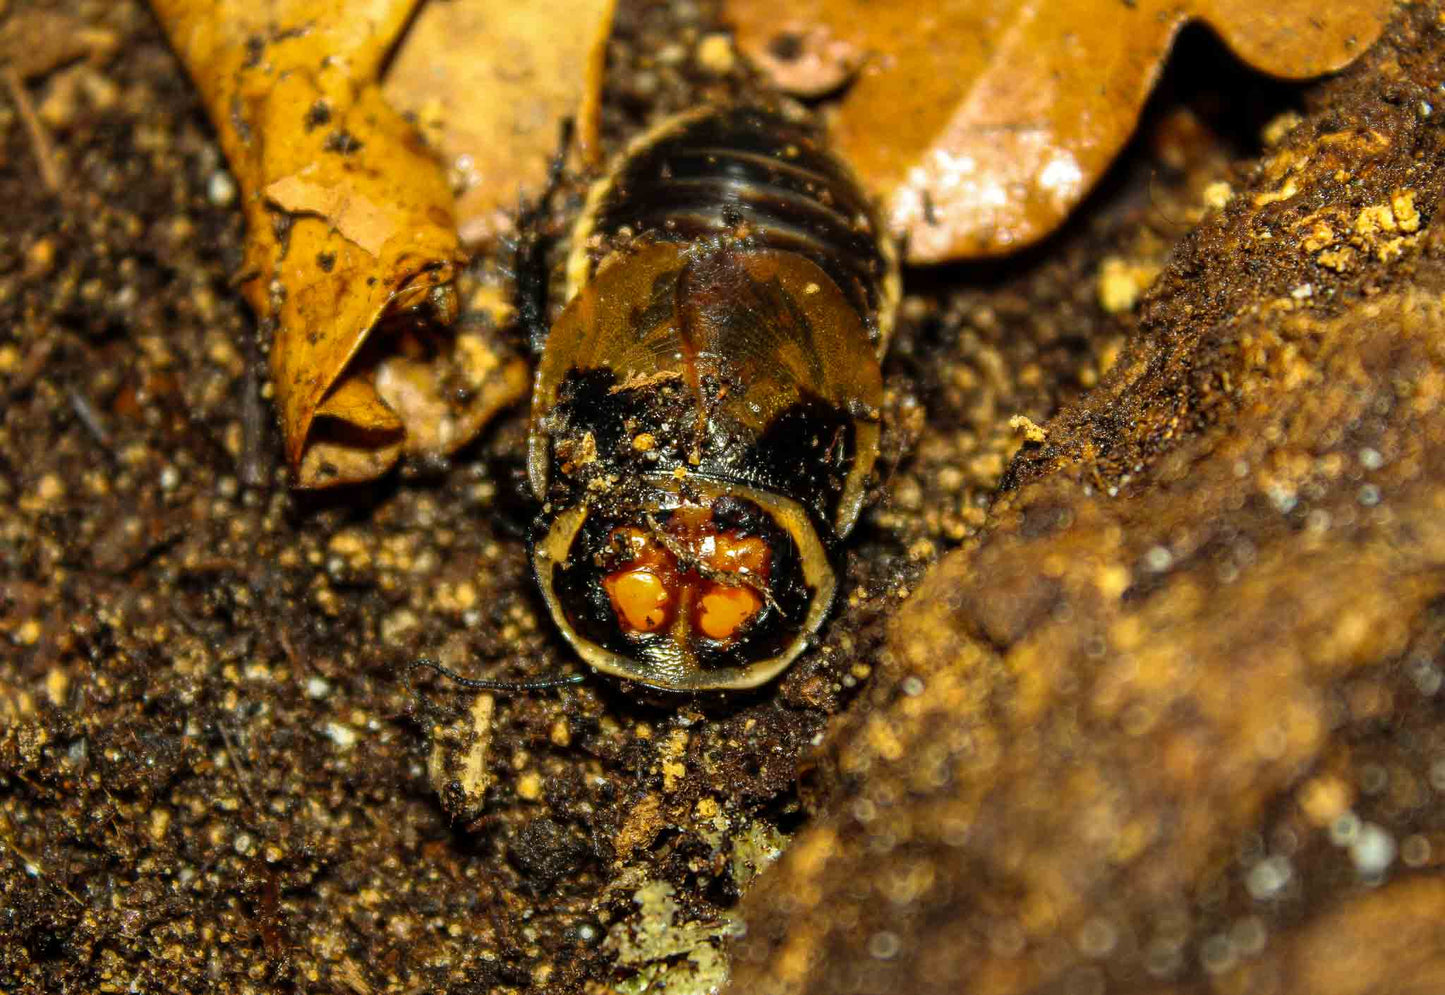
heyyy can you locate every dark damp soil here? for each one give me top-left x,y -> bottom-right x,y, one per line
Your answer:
0,1 -> 1405,993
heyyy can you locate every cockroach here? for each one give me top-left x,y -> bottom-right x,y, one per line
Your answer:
525,104 -> 899,691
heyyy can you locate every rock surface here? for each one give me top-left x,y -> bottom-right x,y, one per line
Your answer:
730,6 -> 1445,993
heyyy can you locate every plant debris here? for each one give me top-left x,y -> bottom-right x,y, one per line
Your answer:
149,0 -> 526,487
382,0 -> 617,245
726,0 -> 1394,262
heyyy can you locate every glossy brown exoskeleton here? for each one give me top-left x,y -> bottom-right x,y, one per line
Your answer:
529,105 -> 899,691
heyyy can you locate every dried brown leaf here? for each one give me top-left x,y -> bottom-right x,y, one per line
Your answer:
314,376 -> 405,433
299,374 -> 406,487
374,332 -> 530,457
297,425 -> 406,490
383,0 -> 616,246
263,174 -> 400,258
727,0 -> 1393,262
150,0 -> 520,486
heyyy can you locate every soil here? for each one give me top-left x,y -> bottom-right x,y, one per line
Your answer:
3,1 -> 1443,994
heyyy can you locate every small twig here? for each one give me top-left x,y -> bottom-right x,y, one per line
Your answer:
218,720 -> 259,809
5,335 -> 55,399
3,66 -> 63,194
1091,464 -> 1108,494
276,628 -> 305,674
239,326 -> 272,489
0,810 -> 82,906
67,388 -> 113,452
335,957 -> 374,995
253,865 -> 286,961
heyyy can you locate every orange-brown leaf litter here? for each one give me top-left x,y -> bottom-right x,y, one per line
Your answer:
726,0 -> 1393,262
150,0 -> 538,487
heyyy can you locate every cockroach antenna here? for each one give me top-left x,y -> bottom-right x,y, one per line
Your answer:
409,656 -> 587,694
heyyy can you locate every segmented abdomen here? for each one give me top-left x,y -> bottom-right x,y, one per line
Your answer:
568,106 -> 897,348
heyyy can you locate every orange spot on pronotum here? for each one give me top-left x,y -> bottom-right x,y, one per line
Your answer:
696,583 -> 763,640
600,513 -> 773,641
603,568 -> 673,633
706,533 -> 769,575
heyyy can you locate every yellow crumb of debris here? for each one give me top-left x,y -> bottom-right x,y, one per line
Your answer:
1008,414 -> 1047,444
1096,256 -> 1160,314
516,770 -> 544,801
696,33 -> 735,74
1253,179 -> 1298,207
1298,775 -> 1352,827
1260,110 -> 1303,147
1201,181 -> 1233,211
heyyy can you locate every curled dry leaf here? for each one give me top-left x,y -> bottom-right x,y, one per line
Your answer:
383,0 -> 617,246
151,0 -> 527,487
727,0 -> 1394,262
